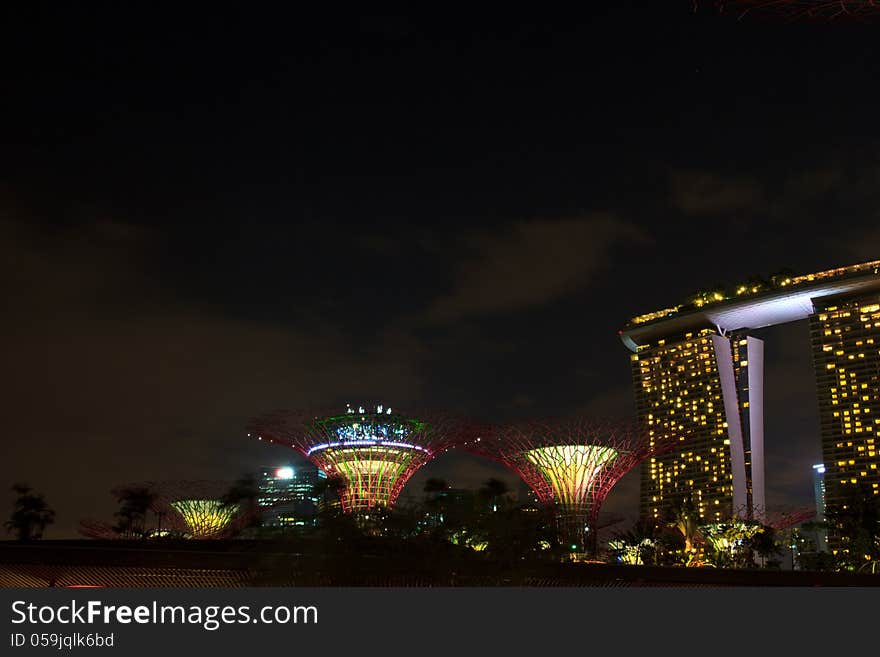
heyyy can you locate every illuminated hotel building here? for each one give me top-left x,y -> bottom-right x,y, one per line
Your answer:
809,295 -> 880,550
620,260 -> 880,531
630,329 -> 764,523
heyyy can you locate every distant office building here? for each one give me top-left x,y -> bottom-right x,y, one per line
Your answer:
257,465 -> 326,527
812,463 -> 828,551
810,296 -> 880,551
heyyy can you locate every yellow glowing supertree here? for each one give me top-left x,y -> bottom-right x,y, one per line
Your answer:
464,417 -> 666,557
169,499 -> 240,539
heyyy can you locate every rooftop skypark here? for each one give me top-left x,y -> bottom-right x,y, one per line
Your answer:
621,259 -> 880,351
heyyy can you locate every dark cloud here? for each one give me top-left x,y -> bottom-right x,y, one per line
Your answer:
671,163 -> 880,236
3,5 -> 879,541
1,217 -> 425,536
670,170 -> 762,215
578,384 -> 635,420
426,216 -> 645,322
601,468 -> 641,525
850,227 -> 880,262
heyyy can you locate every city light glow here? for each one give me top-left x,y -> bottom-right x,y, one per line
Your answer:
275,467 -> 294,479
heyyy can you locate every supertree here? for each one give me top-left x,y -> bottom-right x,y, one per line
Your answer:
248,404 -> 467,514
169,499 -> 240,539
79,480 -> 261,540
464,417 -> 661,558
697,1 -> 880,20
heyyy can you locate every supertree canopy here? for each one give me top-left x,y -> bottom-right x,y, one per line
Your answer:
248,404 -> 465,513
700,1 -> 880,20
169,500 -> 240,539
465,417 -> 659,556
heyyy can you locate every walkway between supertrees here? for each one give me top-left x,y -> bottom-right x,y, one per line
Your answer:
248,403 -> 470,524
464,417 -> 664,560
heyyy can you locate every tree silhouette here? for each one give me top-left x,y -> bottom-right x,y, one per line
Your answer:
311,474 -> 345,506
479,478 -> 510,512
668,495 -> 703,560
222,475 -> 260,512
112,486 -> 157,539
5,483 -> 56,541
222,474 -> 260,505
219,474 -> 264,535
824,484 -> 880,570
423,478 -> 449,495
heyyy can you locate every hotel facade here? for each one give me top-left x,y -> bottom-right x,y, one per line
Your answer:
620,261 -> 880,553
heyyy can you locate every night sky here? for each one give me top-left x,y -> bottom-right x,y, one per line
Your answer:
3,4 -> 879,537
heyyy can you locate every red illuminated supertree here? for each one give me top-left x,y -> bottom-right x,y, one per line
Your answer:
698,1 -> 880,20
464,417 -> 664,557
248,403 -> 470,514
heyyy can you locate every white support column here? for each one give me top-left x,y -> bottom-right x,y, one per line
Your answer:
747,337 -> 766,522
712,334 -> 749,519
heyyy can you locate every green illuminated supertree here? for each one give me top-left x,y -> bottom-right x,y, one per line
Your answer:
248,404 -> 468,514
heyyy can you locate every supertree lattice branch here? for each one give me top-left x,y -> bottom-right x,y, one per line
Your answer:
765,506 -> 817,530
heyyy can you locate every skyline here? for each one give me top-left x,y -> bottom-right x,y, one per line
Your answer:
3,4 -> 879,537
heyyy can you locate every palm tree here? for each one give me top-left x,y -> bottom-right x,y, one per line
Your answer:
479,478 -> 509,513
669,496 -> 703,562
700,519 -> 765,569
423,478 -> 449,495
422,478 -> 451,527
311,474 -> 346,516
5,483 -> 56,541
823,484 -> 880,570
221,474 -> 261,534
610,519 -> 663,565
311,474 -> 345,499
112,486 -> 157,539
222,475 -> 260,508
